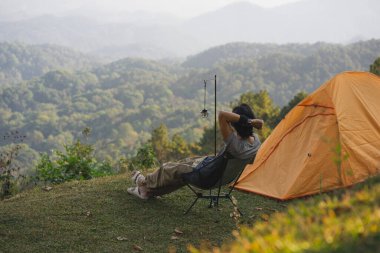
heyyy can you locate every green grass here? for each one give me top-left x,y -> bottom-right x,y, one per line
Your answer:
3,173 -> 379,253
0,173 -> 286,252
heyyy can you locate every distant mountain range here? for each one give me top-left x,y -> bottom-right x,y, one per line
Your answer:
0,0 -> 379,60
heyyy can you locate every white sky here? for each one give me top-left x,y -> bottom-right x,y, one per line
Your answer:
83,0 -> 302,17
3,0 -> 303,18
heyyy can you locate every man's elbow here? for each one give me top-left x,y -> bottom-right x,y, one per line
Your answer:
218,111 -> 225,121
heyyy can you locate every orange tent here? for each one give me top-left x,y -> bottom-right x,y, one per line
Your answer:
236,71 -> 380,200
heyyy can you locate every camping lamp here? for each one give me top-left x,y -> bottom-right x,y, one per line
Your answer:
201,75 -> 217,156
201,80 -> 209,118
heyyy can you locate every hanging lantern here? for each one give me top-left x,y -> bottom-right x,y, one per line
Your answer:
201,108 -> 208,118
201,80 -> 208,118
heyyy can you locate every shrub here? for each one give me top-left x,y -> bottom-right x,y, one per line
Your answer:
35,153 -> 64,184
91,159 -> 114,177
35,129 -> 115,184
128,143 -> 159,171
55,140 -> 94,181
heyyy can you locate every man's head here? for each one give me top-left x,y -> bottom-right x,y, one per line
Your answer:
232,103 -> 255,138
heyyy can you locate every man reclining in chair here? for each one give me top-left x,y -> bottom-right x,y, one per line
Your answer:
127,103 -> 263,199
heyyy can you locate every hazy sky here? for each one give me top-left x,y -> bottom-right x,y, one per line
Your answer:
81,0 -> 302,16
2,0 -> 303,18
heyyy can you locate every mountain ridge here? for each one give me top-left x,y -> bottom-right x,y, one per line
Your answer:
0,0 -> 379,60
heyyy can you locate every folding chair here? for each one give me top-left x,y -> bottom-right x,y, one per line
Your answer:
182,156 -> 253,215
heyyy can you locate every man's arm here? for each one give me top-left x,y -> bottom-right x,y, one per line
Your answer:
218,111 -> 264,141
218,111 -> 239,141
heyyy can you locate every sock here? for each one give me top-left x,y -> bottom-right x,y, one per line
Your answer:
136,174 -> 146,186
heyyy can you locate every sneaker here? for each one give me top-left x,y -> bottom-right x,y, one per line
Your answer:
131,171 -> 145,186
127,186 -> 149,200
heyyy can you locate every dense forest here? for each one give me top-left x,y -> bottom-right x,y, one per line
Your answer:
0,39 -> 379,179
0,42 -> 99,85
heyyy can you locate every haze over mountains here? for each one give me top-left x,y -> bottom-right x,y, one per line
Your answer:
0,0 -> 379,60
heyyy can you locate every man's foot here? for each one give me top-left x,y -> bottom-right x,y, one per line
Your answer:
131,171 -> 146,186
127,186 -> 149,200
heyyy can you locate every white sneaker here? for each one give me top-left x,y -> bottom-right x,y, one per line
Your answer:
131,171 -> 145,186
127,187 -> 149,200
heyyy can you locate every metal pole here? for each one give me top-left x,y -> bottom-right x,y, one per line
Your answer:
214,75 -> 217,156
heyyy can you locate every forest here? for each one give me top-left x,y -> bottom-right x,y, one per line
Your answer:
0,39 -> 380,187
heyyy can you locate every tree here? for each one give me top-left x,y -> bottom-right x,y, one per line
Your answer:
151,124 -> 171,163
127,143 -> 158,171
370,57 -> 380,76
197,125 -> 223,156
168,133 -> 192,161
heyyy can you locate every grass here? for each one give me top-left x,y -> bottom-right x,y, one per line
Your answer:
0,173 -> 286,252
2,173 -> 379,253
191,176 -> 380,253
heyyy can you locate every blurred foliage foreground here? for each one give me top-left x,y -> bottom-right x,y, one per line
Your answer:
190,176 -> 380,253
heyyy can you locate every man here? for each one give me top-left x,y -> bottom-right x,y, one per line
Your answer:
128,104 -> 263,199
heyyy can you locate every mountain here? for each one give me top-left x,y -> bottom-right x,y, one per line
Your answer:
178,39 -> 380,105
184,0 -> 380,46
0,15 -> 203,60
0,42 -> 99,85
182,39 -> 380,68
0,0 -> 379,60
0,40 -> 379,172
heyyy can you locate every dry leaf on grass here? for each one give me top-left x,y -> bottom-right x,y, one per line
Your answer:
174,228 -> 183,235
85,211 -> 92,217
42,186 -> 53,191
116,236 -> 128,241
255,207 -> 263,211
230,210 -> 240,220
133,244 -> 143,251
171,236 -> 179,240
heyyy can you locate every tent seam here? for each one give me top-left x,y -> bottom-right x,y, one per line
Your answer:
239,111 -> 336,181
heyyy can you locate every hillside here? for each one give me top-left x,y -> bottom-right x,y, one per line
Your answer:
0,40 -> 379,175
179,40 -> 380,104
1,172 -> 378,252
183,40 -> 380,68
0,42 -> 99,85
0,173 -> 287,252
0,57 -> 204,169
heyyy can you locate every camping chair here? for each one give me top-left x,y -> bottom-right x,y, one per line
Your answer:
182,156 -> 253,215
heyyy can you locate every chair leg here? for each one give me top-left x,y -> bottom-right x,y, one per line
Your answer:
184,196 -> 200,215
208,189 -> 213,208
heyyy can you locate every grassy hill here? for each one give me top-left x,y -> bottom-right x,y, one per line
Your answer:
1,172 -> 379,252
0,172 -> 285,252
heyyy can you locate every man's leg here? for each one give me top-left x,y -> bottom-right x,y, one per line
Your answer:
128,157 -> 204,199
145,157 -> 204,196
